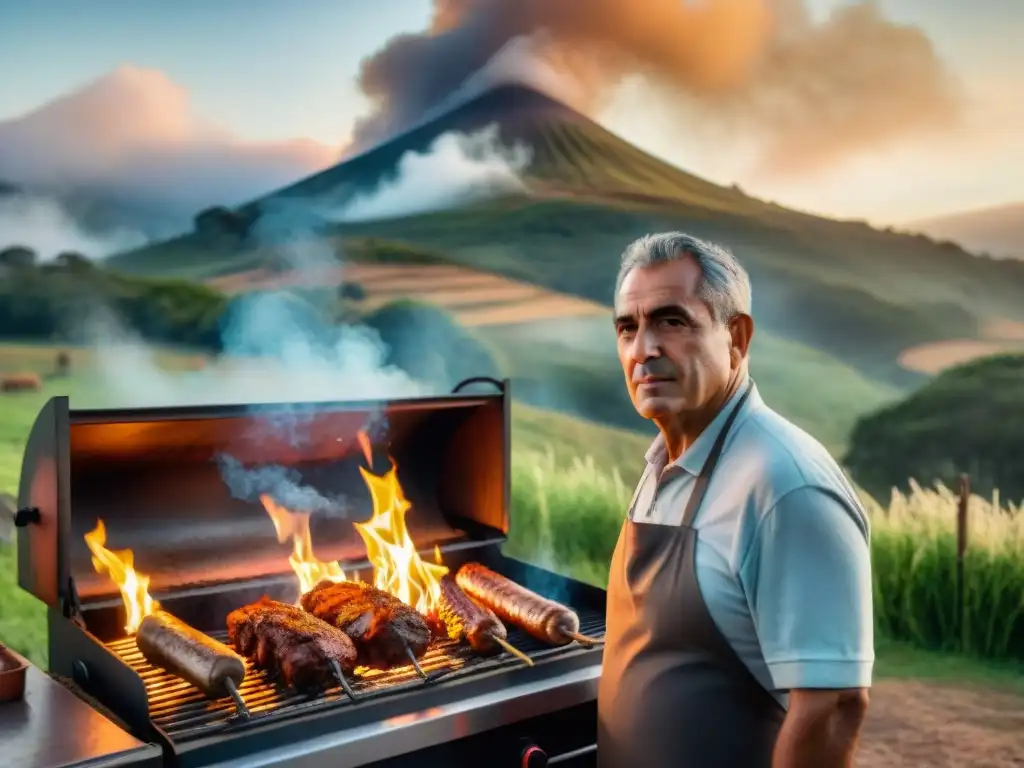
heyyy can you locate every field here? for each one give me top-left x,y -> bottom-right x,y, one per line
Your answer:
900,320 -> 1024,374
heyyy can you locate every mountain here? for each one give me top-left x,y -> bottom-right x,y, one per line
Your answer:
908,202 -> 1023,260
253,84 -> 762,217
108,84 -> 1024,389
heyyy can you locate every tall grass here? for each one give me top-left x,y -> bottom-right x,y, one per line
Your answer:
506,448 -> 1024,662
869,481 -> 1024,659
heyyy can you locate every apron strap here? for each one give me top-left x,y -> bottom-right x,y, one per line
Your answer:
681,380 -> 753,529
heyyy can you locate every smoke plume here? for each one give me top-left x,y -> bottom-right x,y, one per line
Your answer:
81,203 -> 427,409
217,454 -> 350,517
349,0 -> 962,175
341,124 -> 532,221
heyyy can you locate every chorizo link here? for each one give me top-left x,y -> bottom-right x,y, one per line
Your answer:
455,563 -> 583,647
137,610 -> 246,699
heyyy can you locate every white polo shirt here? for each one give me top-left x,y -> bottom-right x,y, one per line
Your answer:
628,379 -> 874,707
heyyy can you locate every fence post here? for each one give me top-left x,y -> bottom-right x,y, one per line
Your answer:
956,473 -> 970,652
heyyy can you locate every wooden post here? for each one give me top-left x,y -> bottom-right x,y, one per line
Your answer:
956,473 -> 970,652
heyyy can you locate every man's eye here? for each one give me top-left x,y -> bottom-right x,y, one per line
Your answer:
617,326 -> 636,337
660,317 -> 686,328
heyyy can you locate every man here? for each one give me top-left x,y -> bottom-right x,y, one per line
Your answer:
597,232 -> 873,768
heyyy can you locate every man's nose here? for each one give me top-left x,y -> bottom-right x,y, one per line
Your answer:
630,325 -> 661,361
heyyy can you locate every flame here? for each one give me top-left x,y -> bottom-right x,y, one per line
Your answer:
353,461 -> 449,615
357,431 -> 373,468
84,519 -> 159,634
261,494 -> 348,597
260,431 -> 449,617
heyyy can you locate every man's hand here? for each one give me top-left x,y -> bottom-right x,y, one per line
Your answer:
772,688 -> 869,768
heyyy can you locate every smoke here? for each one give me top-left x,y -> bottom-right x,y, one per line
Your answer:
217,454 -> 350,517
81,204 -> 427,408
340,124 -> 532,222
0,192 -> 147,259
349,0 -> 962,176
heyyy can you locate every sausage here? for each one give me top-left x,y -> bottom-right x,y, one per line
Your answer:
437,574 -> 506,654
137,610 -> 246,699
455,563 -> 580,647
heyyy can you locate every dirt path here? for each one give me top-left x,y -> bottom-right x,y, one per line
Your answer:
858,679 -> 1024,767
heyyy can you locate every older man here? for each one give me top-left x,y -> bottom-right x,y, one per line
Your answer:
597,233 -> 873,768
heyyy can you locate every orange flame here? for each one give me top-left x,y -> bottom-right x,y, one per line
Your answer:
84,519 -> 159,634
357,431 -> 373,468
260,431 -> 448,616
353,461 -> 449,615
261,494 -> 348,598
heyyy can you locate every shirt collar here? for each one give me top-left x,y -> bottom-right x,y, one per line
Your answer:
644,377 -> 761,475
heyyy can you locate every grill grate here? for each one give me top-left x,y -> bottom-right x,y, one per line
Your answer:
106,607 -> 606,743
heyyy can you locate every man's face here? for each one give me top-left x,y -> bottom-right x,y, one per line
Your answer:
614,257 -> 749,421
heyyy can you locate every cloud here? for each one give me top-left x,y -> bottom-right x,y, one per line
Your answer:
0,65 -> 339,226
347,0 -> 963,177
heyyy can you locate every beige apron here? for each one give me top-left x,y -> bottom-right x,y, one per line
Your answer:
597,383 -> 785,767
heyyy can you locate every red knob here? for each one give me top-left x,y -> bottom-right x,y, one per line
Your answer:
521,744 -> 548,768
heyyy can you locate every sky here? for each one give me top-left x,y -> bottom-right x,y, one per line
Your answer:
0,0 -> 1020,224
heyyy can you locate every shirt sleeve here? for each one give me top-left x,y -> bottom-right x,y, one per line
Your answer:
739,485 -> 874,691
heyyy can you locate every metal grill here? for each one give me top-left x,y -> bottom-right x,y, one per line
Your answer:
106,608 -> 606,744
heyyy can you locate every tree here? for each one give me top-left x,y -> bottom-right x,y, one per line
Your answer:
54,251 -> 94,271
0,245 -> 37,268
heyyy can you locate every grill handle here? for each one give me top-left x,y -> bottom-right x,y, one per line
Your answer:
451,376 -> 506,394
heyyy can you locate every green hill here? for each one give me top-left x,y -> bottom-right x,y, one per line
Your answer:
845,354 -> 1024,503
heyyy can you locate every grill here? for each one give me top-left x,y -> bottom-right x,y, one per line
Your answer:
15,378 -> 606,768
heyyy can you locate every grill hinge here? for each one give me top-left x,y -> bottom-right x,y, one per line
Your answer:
63,575 -> 86,630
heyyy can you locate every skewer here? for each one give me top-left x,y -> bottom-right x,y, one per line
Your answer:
564,629 -> 605,646
330,660 -> 358,702
490,634 -> 534,667
224,678 -> 251,719
403,643 -> 428,679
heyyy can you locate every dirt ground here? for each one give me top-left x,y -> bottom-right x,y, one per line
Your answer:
857,679 -> 1024,767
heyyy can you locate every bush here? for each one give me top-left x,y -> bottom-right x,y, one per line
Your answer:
339,282 -> 367,301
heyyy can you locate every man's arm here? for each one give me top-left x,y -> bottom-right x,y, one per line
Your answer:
739,485 -> 874,768
773,688 -> 869,768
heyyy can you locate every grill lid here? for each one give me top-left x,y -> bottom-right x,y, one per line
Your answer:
17,381 -> 509,611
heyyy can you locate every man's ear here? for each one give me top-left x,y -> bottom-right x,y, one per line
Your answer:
728,314 -> 754,367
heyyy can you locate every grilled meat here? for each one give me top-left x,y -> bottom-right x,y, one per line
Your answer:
226,596 -> 357,690
301,581 -> 431,669
456,563 -> 601,647
436,575 -> 506,655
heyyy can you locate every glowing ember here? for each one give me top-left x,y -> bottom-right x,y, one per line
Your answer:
261,494 -> 348,597
84,519 -> 159,634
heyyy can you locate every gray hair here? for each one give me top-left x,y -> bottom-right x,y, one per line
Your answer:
615,232 -> 752,323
